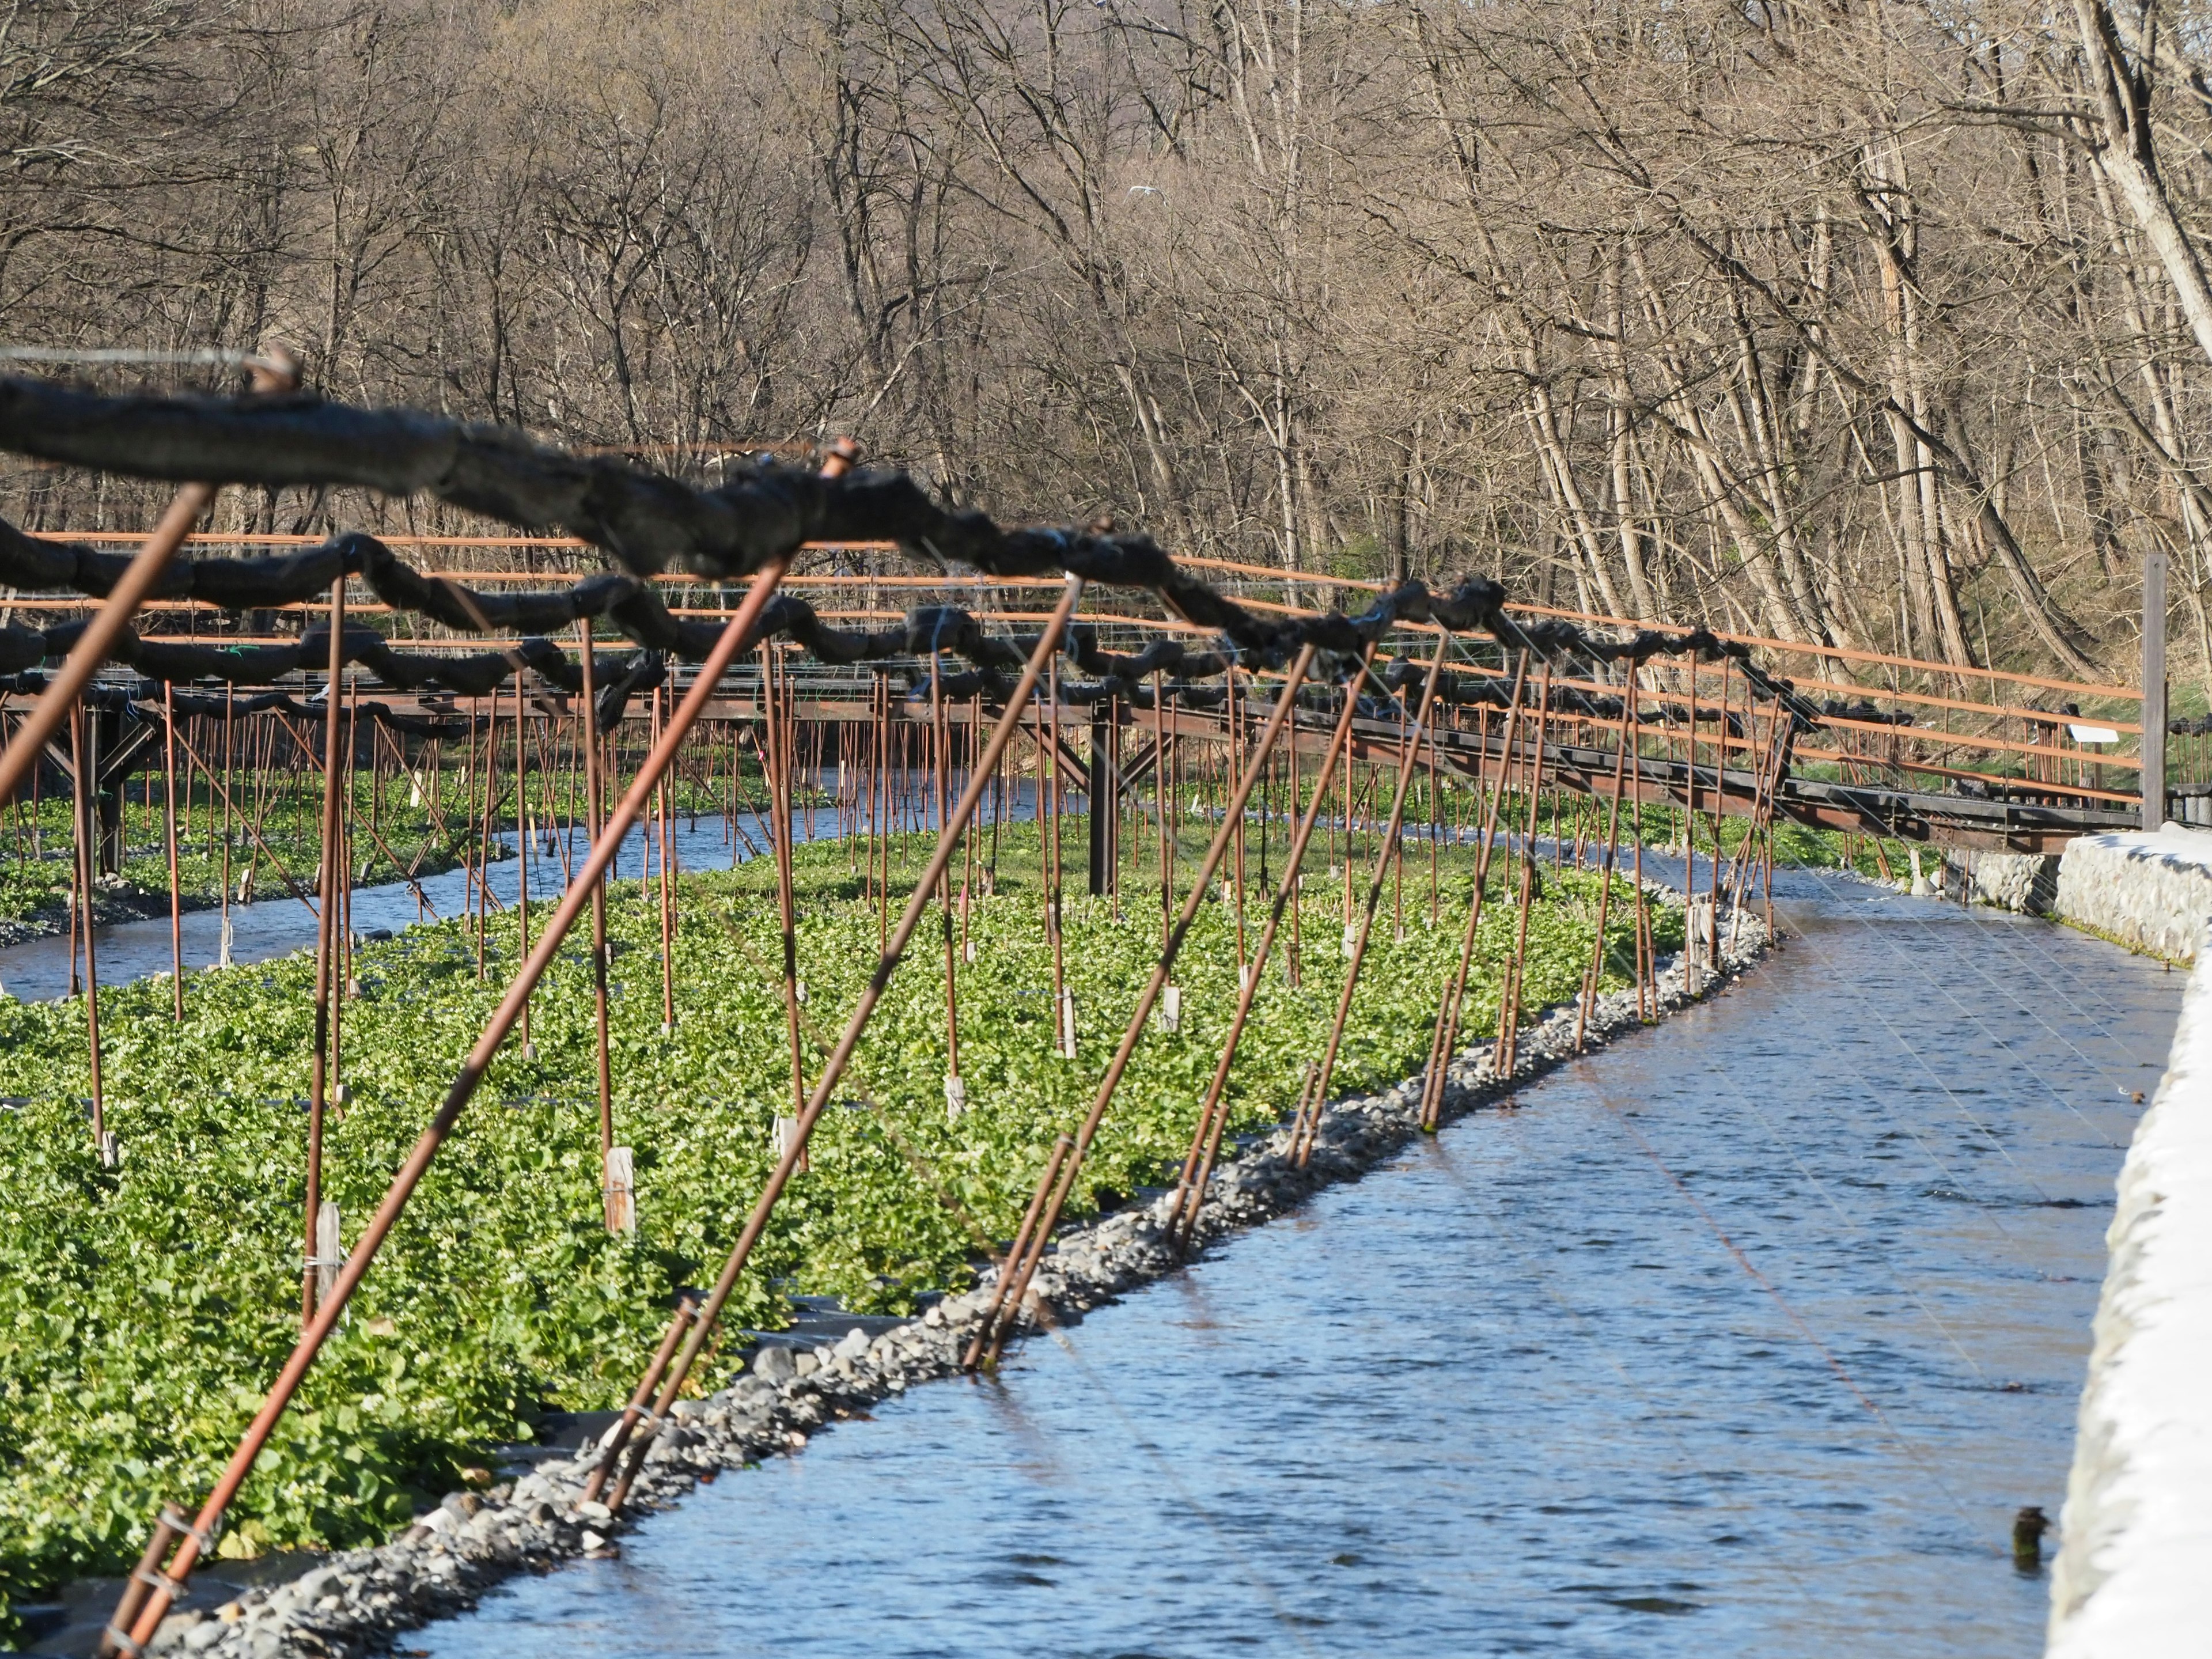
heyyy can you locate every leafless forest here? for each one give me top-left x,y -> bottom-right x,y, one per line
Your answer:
7,0 -> 2212,687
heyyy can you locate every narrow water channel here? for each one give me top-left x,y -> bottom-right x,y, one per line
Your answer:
0,786 -> 866,1002
409,870 -> 2177,1658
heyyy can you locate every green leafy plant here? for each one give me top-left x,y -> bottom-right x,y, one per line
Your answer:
0,820 -> 1662,1635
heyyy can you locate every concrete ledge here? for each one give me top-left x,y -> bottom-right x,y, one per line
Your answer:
2048,921 -> 2212,1655
2055,826 -> 2212,962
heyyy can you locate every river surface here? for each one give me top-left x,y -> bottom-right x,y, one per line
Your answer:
0,772 -> 993,1001
401,866 -> 2176,1658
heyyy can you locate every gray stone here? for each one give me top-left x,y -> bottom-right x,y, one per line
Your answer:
153,1609 -> 205,1649
749,1344 -> 796,1385
1941,847 -> 2059,914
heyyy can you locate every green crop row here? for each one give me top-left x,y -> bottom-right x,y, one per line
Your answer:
0,823 -> 1669,1635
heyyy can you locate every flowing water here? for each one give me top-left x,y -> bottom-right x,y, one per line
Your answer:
403,868 -> 2177,1658
0,778 -> 936,1002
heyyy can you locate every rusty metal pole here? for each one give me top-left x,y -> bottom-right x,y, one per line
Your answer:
1227,665 -> 1248,969
874,671 -> 891,948
1416,651 -> 1531,1135
164,681 -> 184,1019
597,577 -> 1087,1507
1155,671 -> 1172,948
474,698 -> 495,980
991,1134 -> 1073,1323
111,548 -> 800,1659
969,643 -> 1320,1371
1046,654 -> 1066,1043
515,672 -> 533,1054
1628,674 -> 1652,1020
1494,672 -> 1552,1078
218,687 -> 234,966
0,483 -> 210,810
596,1293 -> 699,1473
70,698 -> 105,1149
1708,658 -> 1727,964
1293,634 -> 1453,1138
340,681 -> 358,1018
1285,687 -> 1303,987
1427,702 -> 1442,925
578,620 -> 614,1195
1574,685 -> 1638,1053
1728,708 -> 1793,921
762,644 -> 807,1120
1683,655 -> 1699,918
3,354 -> 295,933
930,655 -> 961,1082
1169,647 -> 1373,1242
656,683 -> 677,1030
303,578 -> 346,1324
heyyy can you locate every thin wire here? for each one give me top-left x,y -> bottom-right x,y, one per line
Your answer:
1900,874 -> 2171,1065
1748,883 -> 2146,1271
1421,1135 -> 1832,1605
1700,1042 -> 1988,1379
1913,906 -> 2166,1096
1033,1324 -> 1329,1657
1581,1070 -> 1991,1540
1773,897 -> 2065,1204
1797,870 -> 2125,1150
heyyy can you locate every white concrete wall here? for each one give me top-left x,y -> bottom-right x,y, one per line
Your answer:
2055,825 -> 2212,962
2047,920 -> 2212,1656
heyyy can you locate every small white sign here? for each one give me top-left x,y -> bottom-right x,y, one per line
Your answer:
2067,724 -> 2120,745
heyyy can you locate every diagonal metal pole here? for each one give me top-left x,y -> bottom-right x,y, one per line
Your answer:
966,642 -> 1319,1372
1573,680 -> 1638,1054
1167,645 -> 1373,1243
0,484 -> 210,812
1415,652 -> 1530,1134
592,575 -> 1088,1510
761,642 -> 808,1120
1493,671 -> 1553,1078
109,548 -> 798,1657
1289,631 -> 1453,1141
0,354 -> 294,816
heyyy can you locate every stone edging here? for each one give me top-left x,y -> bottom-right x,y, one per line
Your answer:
2046,919 -> 2212,1656
2054,828 -> 2212,964
142,916 -> 1772,1659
